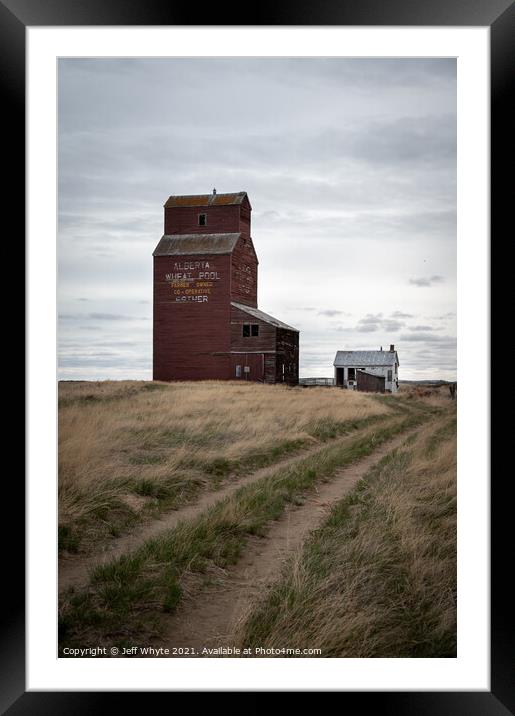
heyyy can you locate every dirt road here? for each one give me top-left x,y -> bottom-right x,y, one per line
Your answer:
157,423 -> 423,656
59,418 -> 395,593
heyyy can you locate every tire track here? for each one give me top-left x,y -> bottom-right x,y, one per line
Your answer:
59,416 -> 403,593
156,422 -> 426,657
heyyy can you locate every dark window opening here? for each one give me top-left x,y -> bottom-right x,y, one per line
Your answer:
243,324 -> 259,337
348,368 -> 356,380
198,213 -> 207,226
387,369 -> 393,381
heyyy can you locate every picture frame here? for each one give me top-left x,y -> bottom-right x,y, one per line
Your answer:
7,0 -> 507,709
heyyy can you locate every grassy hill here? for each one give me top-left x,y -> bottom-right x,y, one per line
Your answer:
58,380 -> 456,658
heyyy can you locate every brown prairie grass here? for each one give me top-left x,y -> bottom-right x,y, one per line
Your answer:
236,409 -> 457,658
58,380 -> 389,550
59,408 -> 426,650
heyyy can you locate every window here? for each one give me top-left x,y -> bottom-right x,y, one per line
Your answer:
242,324 -> 259,337
348,368 -> 356,380
198,213 -> 207,226
387,369 -> 393,381
235,365 -> 242,378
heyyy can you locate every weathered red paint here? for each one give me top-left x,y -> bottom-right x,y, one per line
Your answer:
153,192 -> 299,384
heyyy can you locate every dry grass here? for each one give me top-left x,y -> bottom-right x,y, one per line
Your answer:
58,380 -> 389,550
399,382 -> 454,409
236,409 -> 457,658
59,408 -> 428,650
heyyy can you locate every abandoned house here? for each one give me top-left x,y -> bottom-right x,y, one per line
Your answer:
333,345 -> 399,393
153,190 -> 299,384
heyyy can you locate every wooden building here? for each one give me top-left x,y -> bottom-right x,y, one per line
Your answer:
333,346 -> 399,393
356,370 -> 386,393
153,190 -> 299,384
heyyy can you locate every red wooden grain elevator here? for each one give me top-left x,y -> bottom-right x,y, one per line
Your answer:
153,191 -> 299,384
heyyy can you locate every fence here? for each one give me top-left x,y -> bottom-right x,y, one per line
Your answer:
299,377 -> 335,387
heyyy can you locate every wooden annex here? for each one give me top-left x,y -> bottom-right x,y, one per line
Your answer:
153,190 -> 299,384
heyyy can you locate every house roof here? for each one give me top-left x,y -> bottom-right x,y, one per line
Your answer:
231,302 -> 299,332
334,350 -> 399,367
153,233 -> 241,256
164,192 -> 249,208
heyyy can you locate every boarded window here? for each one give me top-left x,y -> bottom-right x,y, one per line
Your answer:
242,324 -> 250,337
235,365 -> 242,377
251,324 -> 259,336
198,213 -> 207,226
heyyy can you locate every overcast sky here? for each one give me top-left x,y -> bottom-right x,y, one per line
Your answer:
58,58 -> 456,381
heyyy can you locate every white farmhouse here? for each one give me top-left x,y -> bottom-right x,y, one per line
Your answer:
333,345 -> 399,393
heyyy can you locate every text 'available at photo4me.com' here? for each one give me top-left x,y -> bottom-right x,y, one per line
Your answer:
60,645 -> 323,657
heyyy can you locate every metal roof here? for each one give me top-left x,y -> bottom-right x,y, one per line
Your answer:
164,192 -> 249,208
231,302 -> 299,332
334,350 -> 399,367
153,233 -> 241,256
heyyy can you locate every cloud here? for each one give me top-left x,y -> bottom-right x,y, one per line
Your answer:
382,320 -> 404,332
358,313 -> 383,323
391,310 -> 414,318
57,57 -> 456,381
318,309 -> 348,317
406,324 -> 437,331
399,332 -> 456,343
59,313 -> 149,322
409,275 -> 445,287
357,323 -> 379,333
355,314 -> 404,333
431,311 -> 456,319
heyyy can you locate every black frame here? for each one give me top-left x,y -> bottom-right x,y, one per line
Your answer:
8,0 -> 508,710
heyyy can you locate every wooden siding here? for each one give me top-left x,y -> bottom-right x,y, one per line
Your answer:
230,304 -> 276,353
154,193 -> 298,385
356,370 -> 385,393
239,197 -> 251,238
165,195 -> 252,237
275,327 -> 299,385
229,307 -> 299,385
165,205 -> 241,236
230,235 -> 258,308
229,353 -> 267,382
153,253 -> 232,381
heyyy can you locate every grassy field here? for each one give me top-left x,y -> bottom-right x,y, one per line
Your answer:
58,380 -> 455,657
236,411 -> 457,657
58,380 -> 389,553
